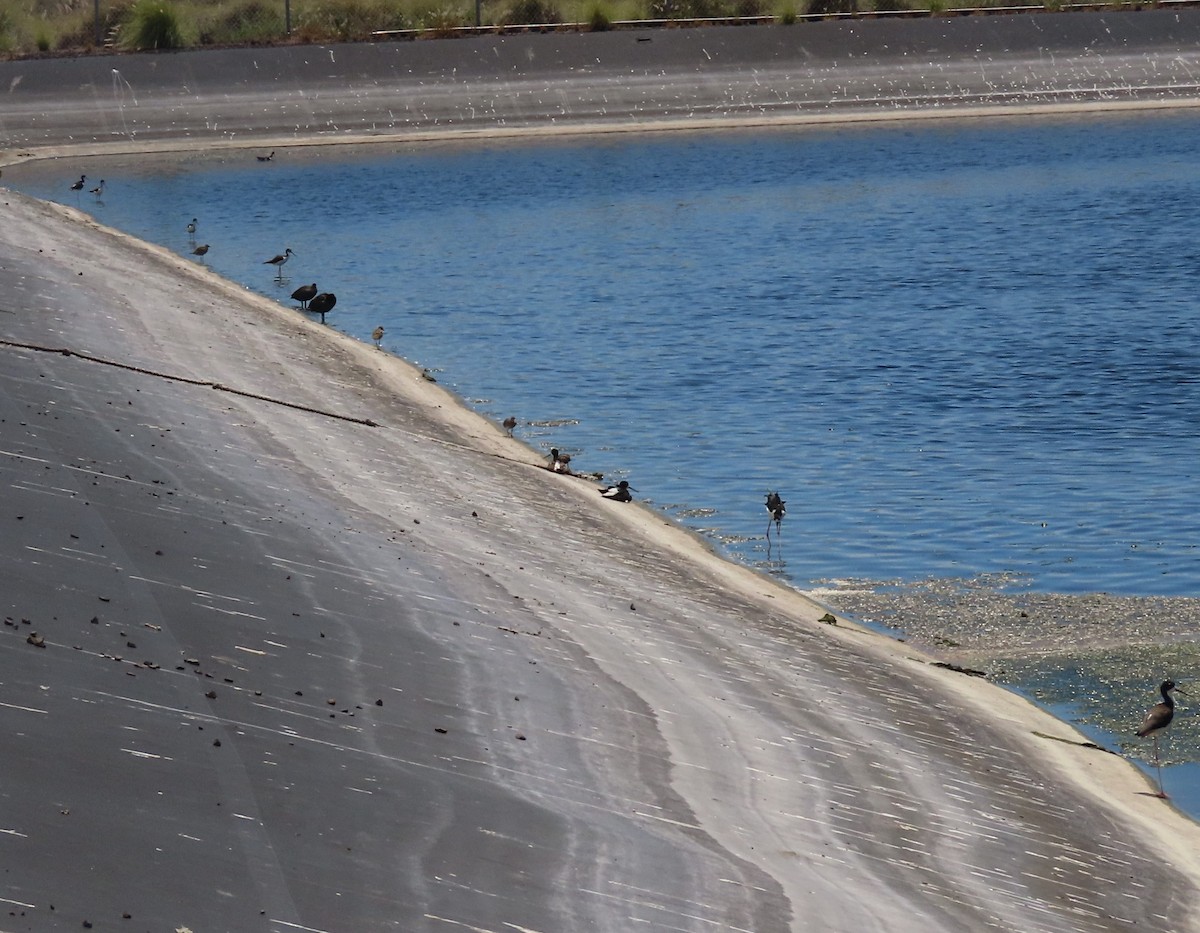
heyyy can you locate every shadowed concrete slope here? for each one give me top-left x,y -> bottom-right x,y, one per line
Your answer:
2,180 -> 1200,930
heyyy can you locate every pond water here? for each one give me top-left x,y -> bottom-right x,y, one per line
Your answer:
11,109 -> 1200,811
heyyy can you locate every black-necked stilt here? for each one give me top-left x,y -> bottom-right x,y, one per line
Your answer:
372,326 -> 385,348
599,480 -> 634,502
766,491 -> 786,540
309,292 -> 336,323
502,416 -> 517,436
186,218 -> 197,241
70,175 -> 86,192
89,179 -> 105,198
264,248 -> 295,276
257,151 -> 275,162
291,283 -> 317,309
1137,680 -> 1185,798
192,244 -> 210,260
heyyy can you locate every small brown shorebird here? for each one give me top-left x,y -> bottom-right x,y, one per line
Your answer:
502,416 -> 517,436
291,283 -> 317,309
192,244 -> 210,259
264,248 -> 295,276
309,291 -> 336,323
1137,680 -> 1185,798
372,326 -> 385,348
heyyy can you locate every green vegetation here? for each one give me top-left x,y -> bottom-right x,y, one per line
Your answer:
0,0 -> 1115,57
126,0 -> 185,48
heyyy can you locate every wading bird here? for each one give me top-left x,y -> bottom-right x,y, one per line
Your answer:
264,248 -> 295,276
599,480 -> 634,502
766,491 -> 786,540
186,218 -> 197,241
1137,679 -> 1185,798
291,283 -> 317,309
70,175 -> 86,192
257,151 -> 275,162
309,291 -> 336,324
502,416 -> 517,436
372,326 -> 385,348
192,244 -> 210,260
89,179 -> 105,198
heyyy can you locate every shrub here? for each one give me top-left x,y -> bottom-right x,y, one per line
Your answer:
647,0 -> 721,17
806,0 -> 856,13
418,6 -> 469,35
582,0 -> 613,27
124,0 -> 185,49
501,0 -> 563,24
195,1 -> 283,45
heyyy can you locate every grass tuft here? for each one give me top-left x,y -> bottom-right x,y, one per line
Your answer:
125,0 -> 185,49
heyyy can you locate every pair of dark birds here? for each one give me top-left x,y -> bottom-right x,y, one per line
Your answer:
290,283 -> 336,322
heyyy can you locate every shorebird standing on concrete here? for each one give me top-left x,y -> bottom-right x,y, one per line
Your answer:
309,291 -> 336,324
264,248 -> 295,278
291,283 -> 317,309
547,448 -> 573,473
373,326 -> 385,348
502,416 -> 517,436
1138,680 -> 1185,798
599,480 -> 634,502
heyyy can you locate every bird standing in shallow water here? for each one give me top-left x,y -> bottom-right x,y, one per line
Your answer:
765,491 -> 786,540
89,179 -> 105,199
291,283 -> 317,309
372,326 -> 385,348
70,175 -> 86,192
264,248 -> 295,277
257,151 -> 275,162
192,244 -> 210,260
1137,679 -> 1185,798
186,218 -> 197,241
309,292 -> 336,323
599,480 -> 634,502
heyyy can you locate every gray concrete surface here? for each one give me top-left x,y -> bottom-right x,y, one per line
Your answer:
4,10 -> 1200,154
5,17 -> 1200,933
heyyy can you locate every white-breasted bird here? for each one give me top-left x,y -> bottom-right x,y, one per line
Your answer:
599,480 -> 634,502
264,248 -> 295,275
1138,679 -> 1185,798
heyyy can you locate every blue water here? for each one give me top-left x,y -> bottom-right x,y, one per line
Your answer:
26,113 -> 1200,599
13,109 -> 1200,813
